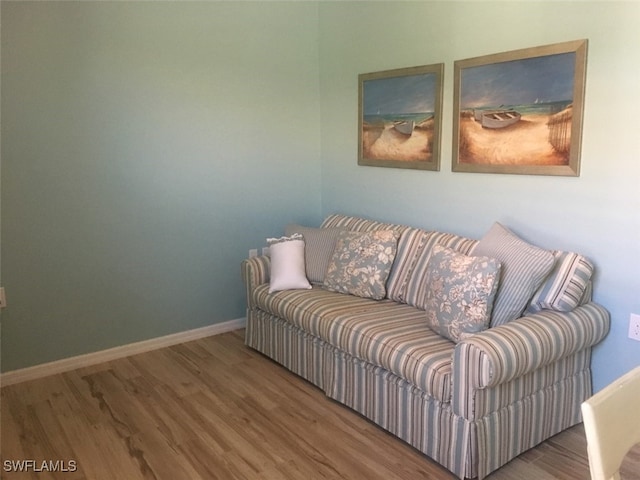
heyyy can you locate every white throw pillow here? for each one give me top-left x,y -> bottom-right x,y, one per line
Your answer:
267,234 -> 312,293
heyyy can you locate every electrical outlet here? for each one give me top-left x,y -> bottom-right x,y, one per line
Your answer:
249,249 -> 258,258
262,246 -> 270,256
629,314 -> 640,342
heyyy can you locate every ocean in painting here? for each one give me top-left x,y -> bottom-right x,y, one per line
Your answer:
471,100 -> 571,116
363,112 -> 433,126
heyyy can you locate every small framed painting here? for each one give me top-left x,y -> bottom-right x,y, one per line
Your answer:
358,63 -> 444,171
452,39 -> 588,176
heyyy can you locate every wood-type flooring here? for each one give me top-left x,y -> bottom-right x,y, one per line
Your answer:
2,330 -> 639,479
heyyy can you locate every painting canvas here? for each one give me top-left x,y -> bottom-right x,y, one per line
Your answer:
452,40 -> 587,176
359,64 -> 444,170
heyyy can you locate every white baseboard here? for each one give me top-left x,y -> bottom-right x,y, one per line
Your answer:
1,317 -> 246,387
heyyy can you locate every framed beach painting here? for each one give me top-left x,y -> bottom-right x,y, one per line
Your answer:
452,39 -> 588,176
358,63 -> 444,170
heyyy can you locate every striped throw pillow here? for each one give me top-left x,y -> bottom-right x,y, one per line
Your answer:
526,250 -> 594,312
386,228 -> 431,303
472,223 -> 555,327
320,214 -> 407,234
285,225 -> 345,284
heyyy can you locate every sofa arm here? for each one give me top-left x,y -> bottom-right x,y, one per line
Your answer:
241,255 -> 271,310
452,302 -> 610,415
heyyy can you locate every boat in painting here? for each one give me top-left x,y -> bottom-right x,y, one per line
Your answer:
393,120 -> 414,135
477,110 -> 521,129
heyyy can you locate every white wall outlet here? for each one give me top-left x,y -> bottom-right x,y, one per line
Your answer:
249,249 -> 258,258
0,287 -> 6,308
629,313 -> 640,342
262,246 -> 270,256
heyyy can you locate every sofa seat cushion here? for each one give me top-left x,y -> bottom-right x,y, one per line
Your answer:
252,284 -> 456,402
327,303 -> 456,403
252,284 -> 389,338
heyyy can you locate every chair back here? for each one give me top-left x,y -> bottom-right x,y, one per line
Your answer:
581,365 -> 640,480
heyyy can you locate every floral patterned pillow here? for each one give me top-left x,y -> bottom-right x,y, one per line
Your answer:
424,244 -> 501,343
323,230 -> 400,300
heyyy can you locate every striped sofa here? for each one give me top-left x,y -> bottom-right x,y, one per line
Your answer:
241,214 -> 610,479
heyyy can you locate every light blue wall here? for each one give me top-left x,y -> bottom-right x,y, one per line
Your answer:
1,2 -> 322,371
3,1 -> 639,392
318,1 -> 640,391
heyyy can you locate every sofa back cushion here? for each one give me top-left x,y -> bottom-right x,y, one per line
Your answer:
320,213 -> 407,234
320,216 -> 591,320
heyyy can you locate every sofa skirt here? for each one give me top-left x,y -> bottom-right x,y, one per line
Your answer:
474,370 -> 589,476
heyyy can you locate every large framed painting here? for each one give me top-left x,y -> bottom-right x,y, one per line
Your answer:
358,63 -> 444,171
452,39 -> 588,176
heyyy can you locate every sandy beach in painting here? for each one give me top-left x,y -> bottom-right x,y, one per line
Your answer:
458,112 -> 569,166
362,119 -> 434,162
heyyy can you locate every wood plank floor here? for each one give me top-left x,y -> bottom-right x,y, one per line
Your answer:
2,329 -> 638,479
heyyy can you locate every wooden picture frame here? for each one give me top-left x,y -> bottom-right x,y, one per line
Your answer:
358,64 -> 444,171
452,39 -> 588,176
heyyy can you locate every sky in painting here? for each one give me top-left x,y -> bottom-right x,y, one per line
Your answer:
460,52 -> 576,108
363,73 -> 437,115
